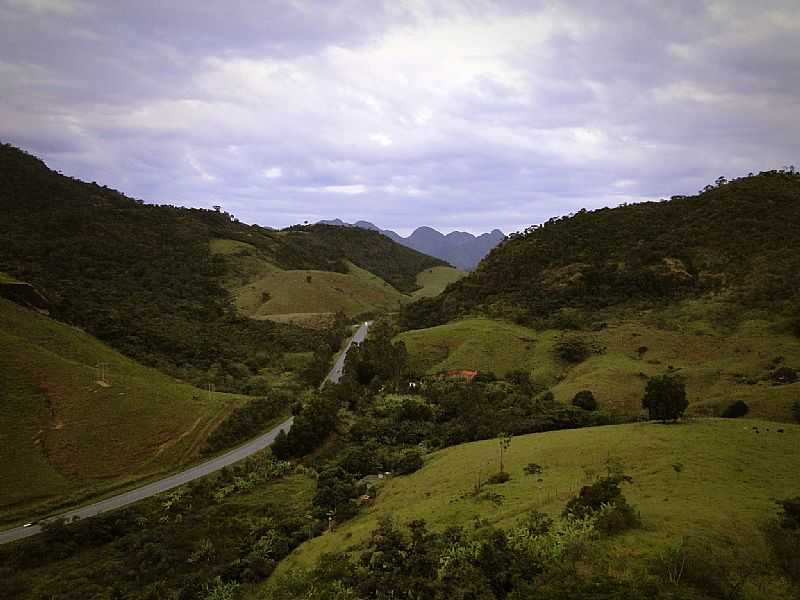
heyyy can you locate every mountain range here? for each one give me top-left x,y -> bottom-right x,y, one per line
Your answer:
318,219 -> 504,270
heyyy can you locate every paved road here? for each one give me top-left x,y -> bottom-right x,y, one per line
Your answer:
321,321 -> 371,388
0,321 -> 371,545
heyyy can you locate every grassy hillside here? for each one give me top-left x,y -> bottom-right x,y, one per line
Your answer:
0,297 -> 253,525
213,238 -> 458,327
397,311 -> 800,421
269,419 -> 800,592
404,170 -> 800,329
411,266 -> 466,300
214,236 -> 409,325
397,317 -> 557,379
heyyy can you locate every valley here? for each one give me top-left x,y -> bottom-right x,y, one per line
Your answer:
1,148 -> 798,600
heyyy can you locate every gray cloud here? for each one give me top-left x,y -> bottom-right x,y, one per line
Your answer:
1,0 -> 798,235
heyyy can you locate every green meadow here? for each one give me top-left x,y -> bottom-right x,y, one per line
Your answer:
268,418 -> 800,594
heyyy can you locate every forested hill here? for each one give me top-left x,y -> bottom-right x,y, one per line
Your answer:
0,143 -> 443,391
404,170 -> 800,328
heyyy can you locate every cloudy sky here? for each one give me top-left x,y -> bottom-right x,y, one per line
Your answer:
1,0 -> 798,235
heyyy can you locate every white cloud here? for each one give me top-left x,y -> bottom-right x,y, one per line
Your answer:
264,166 -> 283,179
5,0 -> 86,15
369,133 -> 393,147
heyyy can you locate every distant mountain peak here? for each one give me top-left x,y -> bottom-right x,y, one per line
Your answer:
316,219 -> 504,270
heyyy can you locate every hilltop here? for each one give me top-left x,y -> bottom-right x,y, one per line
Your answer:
404,171 -> 800,330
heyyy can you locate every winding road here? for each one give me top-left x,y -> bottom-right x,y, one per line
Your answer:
0,321 -> 370,545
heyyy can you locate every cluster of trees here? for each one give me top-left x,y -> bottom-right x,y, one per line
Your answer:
0,453 -> 315,599
202,392 -> 290,455
266,321 -> 640,532
402,170 -> 800,330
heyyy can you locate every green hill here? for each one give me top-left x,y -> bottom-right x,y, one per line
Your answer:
0,297 -> 255,525
404,171 -> 800,330
411,265 -> 466,300
0,143 -> 445,391
210,238 -> 415,327
268,419 -> 800,597
397,313 -> 800,421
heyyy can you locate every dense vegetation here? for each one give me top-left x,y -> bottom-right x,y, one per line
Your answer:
271,320 -> 634,531
201,392 -> 289,456
0,144 -> 441,392
0,453 -> 319,599
403,170 -> 800,329
280,224 -> 448,293
271,475 -> 641,600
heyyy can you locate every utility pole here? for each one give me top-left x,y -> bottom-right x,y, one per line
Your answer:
96,362 -> 109,386
207,383 -> 215,402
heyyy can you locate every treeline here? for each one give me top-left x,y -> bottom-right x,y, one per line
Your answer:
202,392 -> 290,455
403,170 -> 800,329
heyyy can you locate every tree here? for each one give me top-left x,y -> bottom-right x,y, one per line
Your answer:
642,375 -> 687,422
571,390 -> 597,411
498,432 -> 512,473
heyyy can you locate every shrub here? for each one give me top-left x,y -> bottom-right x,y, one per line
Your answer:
720,400 -> 749,418
487,471 -> 511,485
523,463 -> 544,476
563,473 -> 639,535
555,336 -> 591,363
641,375 -> 687,422
571,390 -> 597,411
595,499 -> 640,535
395,449 -> 424,475
771,366 -> 798,384
793,400 -> 800,423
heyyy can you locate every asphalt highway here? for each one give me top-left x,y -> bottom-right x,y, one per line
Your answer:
0,320 -> 371,545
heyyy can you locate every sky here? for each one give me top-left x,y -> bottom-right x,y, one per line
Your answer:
1,1 -> 798,236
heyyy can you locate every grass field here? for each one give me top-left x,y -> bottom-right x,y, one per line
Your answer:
397,315 -> 800,421
411,266 -> 465,300
213,238 -> 459,327
234,262 -> 407,319
267,419 -> 800,591
0,298 -> 252,525
0,271 -> 21,283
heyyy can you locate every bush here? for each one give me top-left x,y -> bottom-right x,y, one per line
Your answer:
487,471 -> 511,485
642,375 -> 688,422
793,400 -> 800,423
571,390 -> 597,411
554,336 -> 591,363
595,499 -> 640,535
720,400 -> 749,418
771,366 -> 798,384
563,473 -> 639,534
395,449 -> 424,475
523,463 -> 544,476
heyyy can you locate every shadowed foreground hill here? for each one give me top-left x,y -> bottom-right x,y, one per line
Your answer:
404,171 -> 800,329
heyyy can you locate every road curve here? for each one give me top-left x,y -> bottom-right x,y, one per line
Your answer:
0,321 -> 371,545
